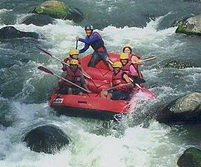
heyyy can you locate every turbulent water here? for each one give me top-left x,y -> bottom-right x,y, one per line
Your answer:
1,0 -> 201,166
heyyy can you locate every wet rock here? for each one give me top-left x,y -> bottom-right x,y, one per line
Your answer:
0,26 -> 39,39
33,0 -> 84,23
22,14 -> 55,26
176,14 -> 201,36
164,60 -> 193,69
67,7 -> 84,23
0,98 -> 15,127
157,92 -> 201,124
177,147 -> 201,167
24,125 -> 70,154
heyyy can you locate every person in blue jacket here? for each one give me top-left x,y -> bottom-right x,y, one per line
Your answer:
76,25 -> 110,67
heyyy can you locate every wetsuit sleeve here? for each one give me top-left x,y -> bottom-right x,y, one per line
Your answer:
79,43 -> 90,53
78,34 -> 102,53
79,34 -> 100,44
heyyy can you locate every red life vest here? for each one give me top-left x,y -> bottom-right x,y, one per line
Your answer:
112,71 -> 129,91
121,55 -> 142,76
121,60 -> 144,86
121,61 -> 132,75
121,61 -> 144,80
64,67 -> 82,87
64,57 -> 71,63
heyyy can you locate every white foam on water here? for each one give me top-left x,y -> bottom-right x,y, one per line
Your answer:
0,8 -> 13,25
66,122 -> 185,167
7,16 -> 178,60
0,8 -> 12,14
0,143 -> 72,167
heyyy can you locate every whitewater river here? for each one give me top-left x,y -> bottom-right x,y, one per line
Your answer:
1,0 -> 201,166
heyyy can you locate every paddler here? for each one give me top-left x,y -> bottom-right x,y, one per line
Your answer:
62,49 -> 81,71
57,59 -> 89,95
76,25 -> 111,68
100,61 -> 133,100
119,52 -> 145,86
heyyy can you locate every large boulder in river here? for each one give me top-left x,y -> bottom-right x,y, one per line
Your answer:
176,14 -> 201,36
0,26 -> 39,39
22,14 -> 55,26
177,147 -> 201,167
164,60 -> 193,69
24,125 -> 70,154
33,0 -> 84,23
157,92 -> 201,124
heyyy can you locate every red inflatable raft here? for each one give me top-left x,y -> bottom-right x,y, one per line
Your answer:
49,93 -> 129,119
49,53 -> 156,119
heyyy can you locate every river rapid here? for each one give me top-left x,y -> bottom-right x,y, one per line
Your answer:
0,0 -> 201,166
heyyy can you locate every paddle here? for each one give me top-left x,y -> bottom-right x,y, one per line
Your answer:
105,83 -> 133,91
104,80 -> 156,100
37,46 -> 91,79
108,55 -> 156,66
37,46 -> 64,63
75,40 -> 78,49
128,76 -> 146,86
38,66 -> 91,93
133,76 -> 145,84
143,55 -> 156,62
130,78 -> 157,99
134,83 -> 143,89
132,55 -> 156,64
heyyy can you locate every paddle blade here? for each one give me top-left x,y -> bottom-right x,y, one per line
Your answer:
143,56 -> 156,62
38,66 -> 54,75
37,46 -> 53,57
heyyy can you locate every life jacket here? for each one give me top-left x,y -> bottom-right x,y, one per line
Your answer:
130,54 -> 144,79
112,70 -> 130,91
62,57 -> 80,71
90,32 -> 106,53
64,67 -> 82,87
122,61 -> 132,75
130,63 -> 144,79
129,62 -> 144,87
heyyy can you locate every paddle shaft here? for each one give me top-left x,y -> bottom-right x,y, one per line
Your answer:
38,47 -> 70,66
76,40 -> 78,49
38,47 -> 91,79
55,74 -> 90,93
105,83 -> 134,91
38,66 -> 90,93
128,77 -> 143,89
142,56 -> 156,62
132,56 -> 156,64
